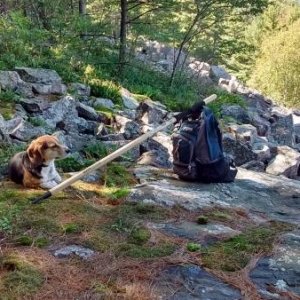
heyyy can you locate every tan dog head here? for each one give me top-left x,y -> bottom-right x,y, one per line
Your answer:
27,135 -> 70,165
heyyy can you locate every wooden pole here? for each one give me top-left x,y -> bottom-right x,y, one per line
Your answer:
32,94 -> 217,204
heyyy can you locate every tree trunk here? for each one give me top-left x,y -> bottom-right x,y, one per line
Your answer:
169,12 -> 200,87
118,0 -> 128,77
79,0 -> 86,15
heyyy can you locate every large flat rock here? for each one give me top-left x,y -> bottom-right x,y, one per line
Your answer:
129,167 -> 300,224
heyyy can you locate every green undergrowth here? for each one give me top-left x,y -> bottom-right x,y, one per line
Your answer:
201,221 -> 294,272
206,88 -> 246,118
0,254 -> 44,299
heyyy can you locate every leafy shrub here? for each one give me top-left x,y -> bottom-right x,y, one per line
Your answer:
249,19 -> 300,107
89,78 -> 122,106
56,157 -> 93,172
83,143 -> 108,160
206,89 -> 246,118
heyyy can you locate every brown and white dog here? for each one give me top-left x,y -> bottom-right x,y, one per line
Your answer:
8,135 -> 70,189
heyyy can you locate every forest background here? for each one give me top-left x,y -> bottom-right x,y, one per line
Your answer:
0,0 -> 299,108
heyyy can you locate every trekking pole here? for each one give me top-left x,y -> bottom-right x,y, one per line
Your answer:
31,94 -> 217,204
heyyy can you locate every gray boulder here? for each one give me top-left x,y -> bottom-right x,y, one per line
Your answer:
69,83 -> 91,97
138,150 -> 172,169
269,109 -> 294,147
211,65 -> 231,81
121,88 -> 139,110
223,132 -> 257,166
102,140 -> 140,161
0,71 -> 23,90
93,98 -> 114,110
136,99 -> 167,125
32,82 -> 67,95
221,105 -> 250,124
76,102 -> 102,122
19,98 -> 50,113
266,146 -> 300,179
42,96 -> 78,129
0,71 -> 33,97
8,119 -> 45,142
114,115 -> 140,139
227,124 -> 257,145
15,67 -> 62,84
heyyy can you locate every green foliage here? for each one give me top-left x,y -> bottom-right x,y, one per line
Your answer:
0,254 -> 43,297
129,227 -> 151,245
187,242 -> 201,252
105,163 -> 134,188
83,143 -> 108,160
89,78 -> 122,106
56,157 -> 93,172
206,89 -> 246,118
249,18 -> 300,107
0,190 -> 22,233
202,221 -> 294,271
118,243 -> 176,258
0,145 -> 25,167
197,216 -> 209,225
27,117 -> 47,127
62,223 -> 81,234
0,90 -> 19,103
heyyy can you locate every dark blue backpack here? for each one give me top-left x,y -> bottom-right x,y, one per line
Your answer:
172,107 -> 237,183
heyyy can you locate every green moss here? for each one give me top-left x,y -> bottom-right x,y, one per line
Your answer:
83,143 -> 108,160
15,235 -> 33,246
202,221 -> 294,272
187,242 -> 201,252
104,188 -> 130,201
0,254 -> 43,297
118,243 -> 176,258
34,237 -> 49,248
56,157 -> 93,172
197,216 -> 209,225
62,223 -> 81,234
206,89 -> 246,119
105,163 -> 134,187
0,145 -> 25,166
27,117 -> 47,127
89,78 -> 122,106
129,227 -> 151,245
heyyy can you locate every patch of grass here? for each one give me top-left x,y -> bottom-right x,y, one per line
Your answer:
206,88 -> 246,118
129,227 -> 151,245
207,210 -> 232,222
187,242 -> 201,252
34,236 -> 49,248
0,190 -> 22,233
197,216 -> 209,225
27,117 -> 47,127
94,105 -> 115,119
201,221 -> 294,272
15,235 -> 33,246
104,163 -> 135,188
56,156 -> 93,172
84,230 -> 113,253
83,143 -> 108,160
118,242 -> 176,258
0,90 -> 20,103
103,188 -> 130,204
0,254 -> 44,298
0,145 -> 25,166
62,223 -> 81,234
89,78 -> 122,106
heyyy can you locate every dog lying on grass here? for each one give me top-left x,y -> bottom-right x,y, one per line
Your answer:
8,135 -> 69,189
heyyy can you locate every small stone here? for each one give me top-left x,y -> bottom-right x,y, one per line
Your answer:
93,98 -> 115,109
53,245 -> 95,260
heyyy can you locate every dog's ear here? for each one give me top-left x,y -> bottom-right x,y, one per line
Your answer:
27,144 -> 43,166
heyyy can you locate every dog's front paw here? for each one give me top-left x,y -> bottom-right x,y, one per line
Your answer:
54,174 -> 62,183
40,180 -> 57,189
